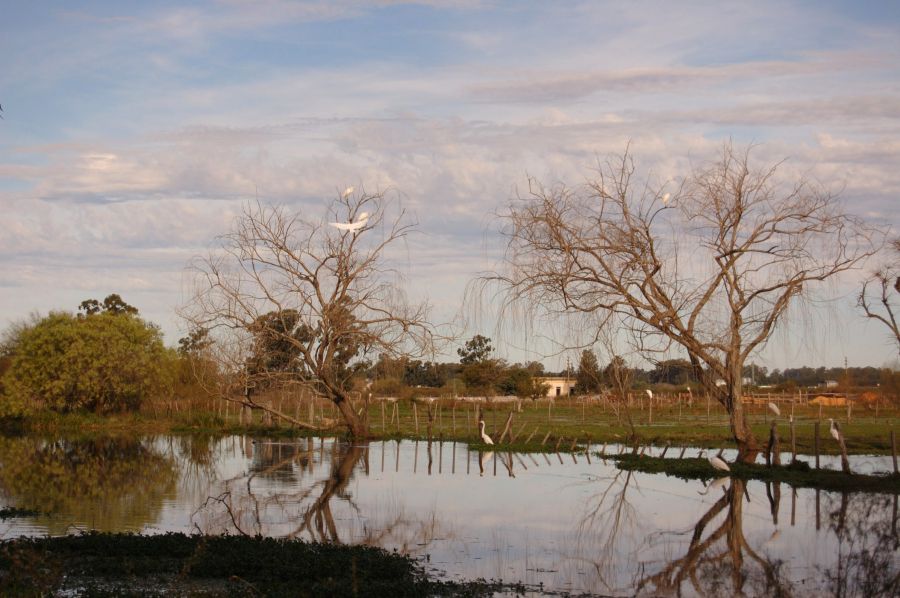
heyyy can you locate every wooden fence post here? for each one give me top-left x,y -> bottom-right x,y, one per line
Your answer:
814,421 -> 820,470
891,429 -> 898,475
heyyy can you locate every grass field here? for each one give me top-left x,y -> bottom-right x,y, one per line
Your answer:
10,394 -> 900,457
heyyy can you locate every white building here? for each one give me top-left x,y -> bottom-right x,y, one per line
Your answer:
537,376 -> 575,398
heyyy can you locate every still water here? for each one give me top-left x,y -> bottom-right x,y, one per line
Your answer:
0,435 -> 896,596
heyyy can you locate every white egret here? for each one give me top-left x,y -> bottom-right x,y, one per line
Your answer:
329,211 -> 369,232
829,418 -> 840,441
768,402 -> 781,416
661,192 -> 671,204
645,389 -> 653,399
341,186 -> 354,198
479,420 -> 494,445
703,450 -> 730,472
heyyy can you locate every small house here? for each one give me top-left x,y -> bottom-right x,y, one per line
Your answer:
537,376 -> 575,398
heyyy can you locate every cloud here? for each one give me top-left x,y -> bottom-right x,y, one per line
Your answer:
2,0 -> 899,365
466,54 -> 875,104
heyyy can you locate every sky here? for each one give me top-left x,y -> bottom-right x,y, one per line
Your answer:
1,1 -> 899,371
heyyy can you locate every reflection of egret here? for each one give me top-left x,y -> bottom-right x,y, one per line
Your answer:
329,211 -> 369,232
479,420 -> 494,445
698,476 -> 729,495
479,451 -> 493,476
768,402 -> 780,416
829,418 -> 840,441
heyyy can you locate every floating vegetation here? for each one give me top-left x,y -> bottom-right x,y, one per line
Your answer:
0,506 -> 40,520
610,454 -> 900,493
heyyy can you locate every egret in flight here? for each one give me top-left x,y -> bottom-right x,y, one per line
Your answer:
329,211 -> 369,232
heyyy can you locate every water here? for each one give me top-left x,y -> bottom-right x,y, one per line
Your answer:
0,435 -> 897,596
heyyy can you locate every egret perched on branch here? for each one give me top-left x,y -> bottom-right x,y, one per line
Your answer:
828,418 -> 840,441
661,192 -> 671,204
329,211 -> 369,232
768,402 -> 780,417
341,186 -> 354,198
479,420 -> 494,445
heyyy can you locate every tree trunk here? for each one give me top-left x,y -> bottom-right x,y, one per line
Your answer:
728,394 -> 760,463
334,395 -> 369,438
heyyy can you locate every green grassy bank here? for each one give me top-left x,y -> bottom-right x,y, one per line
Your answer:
5,397 -> 900,457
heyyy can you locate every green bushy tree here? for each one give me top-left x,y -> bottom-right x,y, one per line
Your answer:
1,311 -> 170,415
576,349 -> 602,394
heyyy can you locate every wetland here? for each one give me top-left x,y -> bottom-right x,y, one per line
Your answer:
0,433 -> 897,596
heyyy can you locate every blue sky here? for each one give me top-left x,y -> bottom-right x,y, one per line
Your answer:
1,1 -> 899,370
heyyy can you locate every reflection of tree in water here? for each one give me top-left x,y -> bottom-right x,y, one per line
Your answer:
636,478 -> 792,597
194,440 -> 451,555
574,469 -> 640,593
822,491 -> 899,597
166,434 -> 221,501
0,436 -> 178,534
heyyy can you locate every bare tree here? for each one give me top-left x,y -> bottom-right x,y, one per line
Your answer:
858,238 -> 900,359
182,190 -> 437,437
489,143 -> 878,462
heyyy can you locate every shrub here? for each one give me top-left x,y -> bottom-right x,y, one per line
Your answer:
0,311 -> 170,415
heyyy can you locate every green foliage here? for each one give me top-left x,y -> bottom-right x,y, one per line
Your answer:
176,327 -> 211,355
402,360 -> 447,387
78,293 -> 139,317
457,334 -> 493,365
246,304 -> 364,394
461,359 -> 502,395
576,349 -> 602,393
0,311 -> 170,415
649,359 -> 696,385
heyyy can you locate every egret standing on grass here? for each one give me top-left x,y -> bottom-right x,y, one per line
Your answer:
829,418 -> 840,441
702,449 -> 731,472
645,389 -> 653,400
479,420 -> 494,445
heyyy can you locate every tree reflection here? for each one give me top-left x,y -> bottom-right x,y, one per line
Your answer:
822,491 -> 899,597
636,478 -> 792,596
0,436 -> 178,534
575,468 -> 640,593
193,440 -> 451,555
